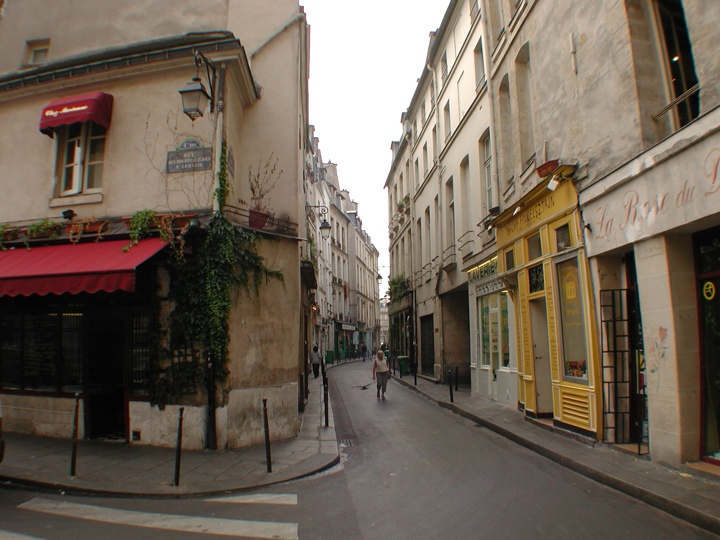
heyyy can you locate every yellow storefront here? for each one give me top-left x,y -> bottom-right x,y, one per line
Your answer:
492,169 -> 601,437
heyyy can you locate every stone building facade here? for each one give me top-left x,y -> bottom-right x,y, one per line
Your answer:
387,0 -> 720,467
0,0 -> 312,450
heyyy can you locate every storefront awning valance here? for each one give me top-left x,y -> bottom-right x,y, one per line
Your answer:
0,238 -> 166,297
39,91 -> 114,137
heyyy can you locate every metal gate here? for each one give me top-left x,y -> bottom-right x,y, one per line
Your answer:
600,289 -> 648,455
420,314 -> 434,376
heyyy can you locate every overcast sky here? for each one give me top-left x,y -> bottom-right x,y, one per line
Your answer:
301,0 -> 450,295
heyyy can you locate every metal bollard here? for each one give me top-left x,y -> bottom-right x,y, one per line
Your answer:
455,365 -> 459,391
173,407 -> 184,486
324,380 -> 329,427
0,400 -> 5,463
263,398 -> 272,473
70,393 -> 80,476
448,370 -> 454,403
413,360 -> 417,386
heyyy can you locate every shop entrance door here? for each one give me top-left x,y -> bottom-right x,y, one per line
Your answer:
530,298 -> 553,416
86,313 -> 127,440
420,315 -> 435,376
695,227 -> 720,464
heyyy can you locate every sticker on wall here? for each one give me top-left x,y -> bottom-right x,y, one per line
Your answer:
703,281 -> 716,301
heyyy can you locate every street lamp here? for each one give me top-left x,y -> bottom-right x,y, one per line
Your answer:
179,51 -> 217,121
307,205 -> 331,240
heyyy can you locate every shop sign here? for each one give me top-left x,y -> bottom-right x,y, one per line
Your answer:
474,278 -> 503,296
581,135 -> 720,257
342,323 -> 355,331
468,257 -> 498,283
497,179 -> 575,246
166,139 -> 212,173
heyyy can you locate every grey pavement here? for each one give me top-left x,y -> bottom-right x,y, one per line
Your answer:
1,360 -> 720,536
0,371 -> 339,498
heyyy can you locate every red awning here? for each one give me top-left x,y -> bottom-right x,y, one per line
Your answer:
0,238 -> 166,297
39,91 -> 114,137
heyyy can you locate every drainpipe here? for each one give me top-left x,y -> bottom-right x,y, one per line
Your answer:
426,60 -> 447,378
212,65 -> 226,213
207,63 -> 226,450
249,12 -> 306,60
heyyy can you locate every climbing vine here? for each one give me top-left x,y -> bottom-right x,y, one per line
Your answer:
388,274 -> 411,304
150,142 -> 283,406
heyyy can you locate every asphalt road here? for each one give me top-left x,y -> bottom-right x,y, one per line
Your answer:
0,361 -> 716,539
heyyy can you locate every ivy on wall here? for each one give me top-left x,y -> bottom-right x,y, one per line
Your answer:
150,142 -> 283,407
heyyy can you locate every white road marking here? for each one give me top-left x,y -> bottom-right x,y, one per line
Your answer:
0,532 -> 44,540
18,498 -> 298,539
207,493 -> 298,505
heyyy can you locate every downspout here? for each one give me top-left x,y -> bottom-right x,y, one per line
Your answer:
206,62 -> 227,451
212,65 -> 226,212
249,12 -> 306,60
427,60 -> 446,377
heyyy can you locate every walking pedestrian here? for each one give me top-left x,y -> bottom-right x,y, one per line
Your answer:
361,343 -> 367,361
372,349 -> 391,400
311,345 -> 322,378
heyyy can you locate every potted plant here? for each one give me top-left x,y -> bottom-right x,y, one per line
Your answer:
66,218 -> 109,243
240,154 -> 283,230
123,209 -> 158,251
27,219 -> 62,239
0,224 -> 20,250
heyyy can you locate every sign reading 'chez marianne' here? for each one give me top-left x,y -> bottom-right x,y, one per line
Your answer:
166,139 -> 212,173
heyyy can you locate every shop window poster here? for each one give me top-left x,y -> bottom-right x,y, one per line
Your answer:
557,258 -> 588,382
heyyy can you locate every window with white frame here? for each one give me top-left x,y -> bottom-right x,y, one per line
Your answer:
652,0 -> 699,128
516,43 -> 535,169
469,0 -> 480,22
56,122 -> 107,196
482,134 -> 493,209
443,102 -> 452,141
474,39 -> 486,92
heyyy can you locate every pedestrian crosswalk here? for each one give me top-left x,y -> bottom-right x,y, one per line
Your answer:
4,492 -> 300,539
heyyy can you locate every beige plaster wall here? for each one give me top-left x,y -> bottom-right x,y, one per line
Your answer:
129,402 -> 207,449
0,0 -> 228,75
0,394 -> 83,439
226,383 -> 298,448
634,234 -> 700,465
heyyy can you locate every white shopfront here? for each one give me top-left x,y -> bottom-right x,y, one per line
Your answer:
468,257 -> 518,407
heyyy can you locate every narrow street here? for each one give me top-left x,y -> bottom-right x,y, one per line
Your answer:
0,360 -> 715,539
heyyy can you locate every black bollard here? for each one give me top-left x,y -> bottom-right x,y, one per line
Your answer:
173,407 -> 184,486
263,398 -> 272,473
324,380 -> 329,427
455,365 -> 459,391
413,360 -> 417,386
448,370 -> 454,403
70,392 -> 80,476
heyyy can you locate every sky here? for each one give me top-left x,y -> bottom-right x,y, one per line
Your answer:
301,0 -> 450,295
